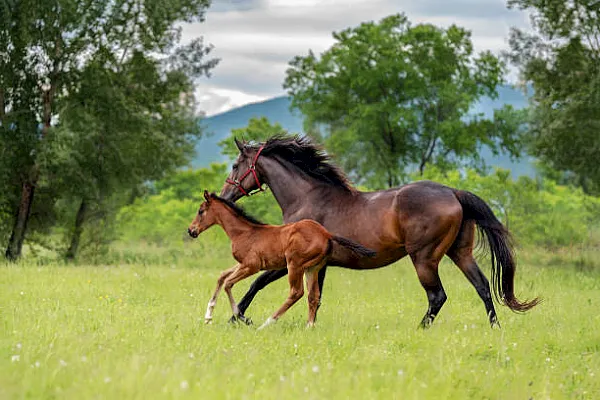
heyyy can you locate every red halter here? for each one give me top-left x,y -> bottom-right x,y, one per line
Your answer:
225,145 -> 266,197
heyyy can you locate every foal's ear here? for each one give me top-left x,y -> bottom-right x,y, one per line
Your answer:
203,190 -> 210,202
234,137 -> 244,152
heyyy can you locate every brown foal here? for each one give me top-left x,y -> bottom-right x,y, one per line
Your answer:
187,191 -> 375,329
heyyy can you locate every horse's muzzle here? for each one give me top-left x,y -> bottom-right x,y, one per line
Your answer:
187,227 -> 199,238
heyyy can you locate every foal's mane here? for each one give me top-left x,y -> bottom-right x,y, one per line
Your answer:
257,135 -> 356,192
211,193 -> 266,226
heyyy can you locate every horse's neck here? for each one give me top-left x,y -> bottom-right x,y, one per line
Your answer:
214,206 -> 254,241
260,157 -> 353,217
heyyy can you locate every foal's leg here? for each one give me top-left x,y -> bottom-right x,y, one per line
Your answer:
258,265 -> 304,330
234,269 -> 289,322
205,264 -> 238,324
223,265 -> 260,320
306,261 -> 325,327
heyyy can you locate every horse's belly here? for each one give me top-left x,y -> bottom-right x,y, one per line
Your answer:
328,246 -> 408,270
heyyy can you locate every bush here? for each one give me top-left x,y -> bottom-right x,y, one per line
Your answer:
417,167 -> 600,247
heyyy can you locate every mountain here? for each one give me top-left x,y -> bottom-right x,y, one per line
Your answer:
192,85 -> 537,177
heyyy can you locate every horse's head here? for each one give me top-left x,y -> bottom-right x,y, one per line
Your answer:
188,190 -> 219,238
220,138 -> 266,202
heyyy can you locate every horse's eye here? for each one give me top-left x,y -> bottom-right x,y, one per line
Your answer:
232,164 -> 238,170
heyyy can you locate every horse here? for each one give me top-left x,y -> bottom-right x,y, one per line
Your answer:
218,135 -> 539,329
187,190 -> 376,329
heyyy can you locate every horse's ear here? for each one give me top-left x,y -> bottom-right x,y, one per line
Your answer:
234,138 -> 244,152
203,190 -> 210,202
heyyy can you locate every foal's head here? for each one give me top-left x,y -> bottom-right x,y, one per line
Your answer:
188,190 -> 220,238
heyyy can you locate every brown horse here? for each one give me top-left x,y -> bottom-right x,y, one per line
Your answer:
219,135 -> 539,328
187,190 -> 375,329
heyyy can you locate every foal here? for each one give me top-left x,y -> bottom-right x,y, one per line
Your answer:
188,191 -> 375,329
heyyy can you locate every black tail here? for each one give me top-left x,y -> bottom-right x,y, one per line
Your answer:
454,190 -> 539,312
331,236 -> 376,258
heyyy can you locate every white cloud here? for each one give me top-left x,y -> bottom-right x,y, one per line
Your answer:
185,0 -> 531,116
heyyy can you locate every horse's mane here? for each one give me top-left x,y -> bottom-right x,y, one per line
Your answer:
257,134 -> 356,192
211,194 -> 267,226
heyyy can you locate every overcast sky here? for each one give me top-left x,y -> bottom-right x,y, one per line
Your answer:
181,0 -> 531,116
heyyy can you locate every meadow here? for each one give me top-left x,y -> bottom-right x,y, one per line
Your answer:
2,247 -> 599,399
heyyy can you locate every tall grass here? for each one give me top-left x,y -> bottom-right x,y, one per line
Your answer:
1,251 -> 599,399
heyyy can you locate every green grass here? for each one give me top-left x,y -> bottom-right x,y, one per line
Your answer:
1,252 -> 599,399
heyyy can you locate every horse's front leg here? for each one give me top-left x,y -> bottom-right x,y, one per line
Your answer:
223,264 -> 260,321
205,264 -> 239,324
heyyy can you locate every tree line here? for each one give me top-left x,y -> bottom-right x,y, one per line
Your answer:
0,0 -> 218,260
1,0 -> 599,261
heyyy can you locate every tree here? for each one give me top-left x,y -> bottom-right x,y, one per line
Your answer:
0,0 -> 216,260
284,13 -> 526,188
218,117 -> 291,160
506,0 -> 600,194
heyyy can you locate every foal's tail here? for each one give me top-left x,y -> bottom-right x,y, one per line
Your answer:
454,190 -> 539,312
331,236 -> 377,258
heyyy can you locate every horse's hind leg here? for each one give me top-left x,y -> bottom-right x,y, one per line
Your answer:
447,221 -> 499,328
409,224 -> 459,329
410,254 -> 447,329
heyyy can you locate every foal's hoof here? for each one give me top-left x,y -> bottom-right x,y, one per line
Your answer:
204,318 -> 213,325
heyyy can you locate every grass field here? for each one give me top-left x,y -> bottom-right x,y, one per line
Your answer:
2,250 -> 599,399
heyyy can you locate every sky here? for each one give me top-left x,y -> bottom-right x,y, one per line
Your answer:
181,0 -> 531,116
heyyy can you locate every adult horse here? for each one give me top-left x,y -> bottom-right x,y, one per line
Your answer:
219,135 -> 538,328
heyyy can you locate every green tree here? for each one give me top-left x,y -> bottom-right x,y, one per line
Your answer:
218,117 -> 291,160
506,0 -> 600,194
0,0 -> 216,260
284,13 -> 526,188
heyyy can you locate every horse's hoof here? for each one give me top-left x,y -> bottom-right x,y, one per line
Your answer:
228,315 -> 253,326
306,322 -> 315,328
490,318 -> 501,329
205,318 -> 212,325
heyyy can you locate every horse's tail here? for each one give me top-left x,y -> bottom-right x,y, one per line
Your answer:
454,190 -> 540,312
331,236 -> 376,258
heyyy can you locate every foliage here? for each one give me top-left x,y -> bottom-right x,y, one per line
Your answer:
284,13 -> 526,188
116,164 -> 282,252
418,167 -> 600,247
218,117 -> 293,160
0,0 -> 218,259
506,0 -> 600,194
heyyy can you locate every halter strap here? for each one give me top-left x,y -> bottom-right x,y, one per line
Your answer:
225,145 -> 266,197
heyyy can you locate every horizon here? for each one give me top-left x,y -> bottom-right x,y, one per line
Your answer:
183,0 -> 531,117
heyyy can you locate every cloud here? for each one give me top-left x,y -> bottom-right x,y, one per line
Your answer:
184,0 -> 531,116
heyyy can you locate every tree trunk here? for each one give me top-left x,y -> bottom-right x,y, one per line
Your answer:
5,181 -> 36,261
65,199 -> 88,261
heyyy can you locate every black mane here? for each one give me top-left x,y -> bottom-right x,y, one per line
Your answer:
257,134 -> 355,192
211,194 -> 267,226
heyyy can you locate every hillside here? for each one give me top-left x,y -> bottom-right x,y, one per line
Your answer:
192,85 -> 537,177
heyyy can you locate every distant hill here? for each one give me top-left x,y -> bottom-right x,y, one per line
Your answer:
192,85 -> 537,178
